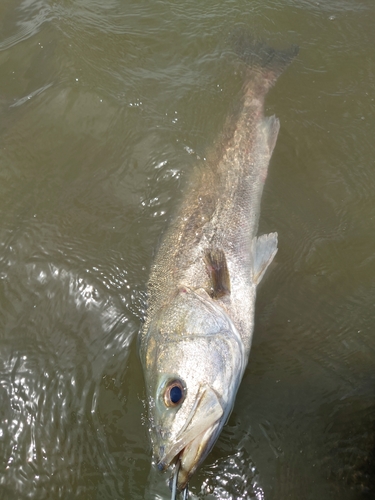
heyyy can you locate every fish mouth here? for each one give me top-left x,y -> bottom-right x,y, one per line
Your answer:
157,385 -> 224,490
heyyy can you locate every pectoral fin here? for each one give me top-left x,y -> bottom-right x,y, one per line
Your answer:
204,248 -> 231,299
253,232 -> 278,285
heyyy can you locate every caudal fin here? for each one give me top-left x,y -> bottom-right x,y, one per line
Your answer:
230,30 -> 299,90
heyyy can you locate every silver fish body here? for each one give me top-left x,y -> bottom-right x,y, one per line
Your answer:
140,37 -> 297,492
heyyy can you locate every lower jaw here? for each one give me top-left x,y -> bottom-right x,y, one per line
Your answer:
175,432 -> 212,490
176,464 -> 190,492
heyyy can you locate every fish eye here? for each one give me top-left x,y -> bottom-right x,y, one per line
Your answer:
164,379 -> 185,407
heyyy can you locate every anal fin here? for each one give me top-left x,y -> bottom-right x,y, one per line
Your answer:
204,248 -> 231,299
253,232 -> 278,285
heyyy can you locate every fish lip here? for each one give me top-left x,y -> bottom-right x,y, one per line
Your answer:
156,385 -> 224,472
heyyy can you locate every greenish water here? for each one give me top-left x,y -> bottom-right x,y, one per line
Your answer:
0,0 -> 374,499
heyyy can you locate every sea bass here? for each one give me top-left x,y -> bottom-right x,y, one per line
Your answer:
140,35 -> 297,494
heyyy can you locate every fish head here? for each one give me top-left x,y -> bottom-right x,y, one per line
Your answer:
141,286 -> 245,490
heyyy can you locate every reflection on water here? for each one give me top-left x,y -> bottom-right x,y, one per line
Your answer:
1,0 -> 375,498
0,220 -> 136,497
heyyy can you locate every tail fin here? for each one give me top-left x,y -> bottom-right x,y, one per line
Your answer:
230,30 -> 298,90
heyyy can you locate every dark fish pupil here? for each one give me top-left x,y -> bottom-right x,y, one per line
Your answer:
170,385 -> 182,404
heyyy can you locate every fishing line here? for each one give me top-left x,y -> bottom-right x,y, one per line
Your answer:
182,484 -> 189,500
170,460 -> 180,500
170,460 -> 189,500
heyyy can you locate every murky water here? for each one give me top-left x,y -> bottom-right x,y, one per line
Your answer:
0,0 -> 374,499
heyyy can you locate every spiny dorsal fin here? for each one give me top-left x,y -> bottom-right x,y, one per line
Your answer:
204,248 -> 231,299
253,232 -> 278,285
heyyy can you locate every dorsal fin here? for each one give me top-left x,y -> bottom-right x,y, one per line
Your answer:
204,248 -> 231,299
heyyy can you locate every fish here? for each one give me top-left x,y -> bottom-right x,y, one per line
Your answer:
139,33 -> 298,495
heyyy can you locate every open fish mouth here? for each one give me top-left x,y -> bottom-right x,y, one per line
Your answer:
168,426 -> 219,498
177,422 -> 221,490
156,385 -> 224,490
163,422 -> 221,492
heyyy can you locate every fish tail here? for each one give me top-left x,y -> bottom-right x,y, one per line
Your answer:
230,30 -> 299,90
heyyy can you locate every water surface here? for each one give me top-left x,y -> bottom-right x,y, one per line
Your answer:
0,0 -> 374,499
